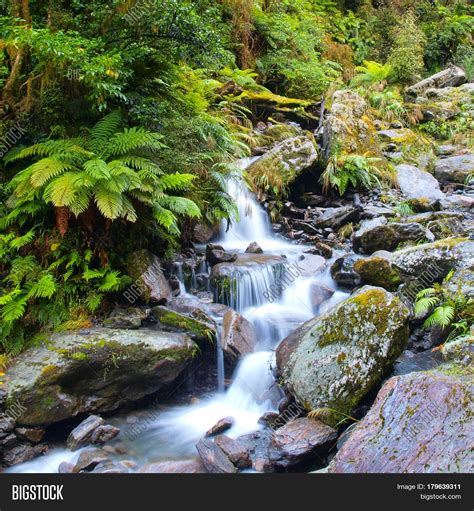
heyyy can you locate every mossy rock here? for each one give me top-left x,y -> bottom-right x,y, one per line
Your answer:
277,286 -> 409,427
4,328 -> 197,426
152,306 -> 216,343
353,253 -> 401,290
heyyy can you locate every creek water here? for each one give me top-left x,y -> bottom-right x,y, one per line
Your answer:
9,157 -> 349,473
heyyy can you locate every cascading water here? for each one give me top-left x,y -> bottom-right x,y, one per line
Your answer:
9,157 -> 349,473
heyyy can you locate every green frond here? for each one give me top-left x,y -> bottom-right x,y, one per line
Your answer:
153,205 -> 179,234
158,196 -> 201,218
43,173 -> 78,206
98,271 -> 123,292
107,127 -> 164,156
10,229 -> 35,250
28,158 -> 73,188
27,274 -> 57,299
424,305 -> 455,328
89,110 -> 123,154
1,296 -> 28,324
94,187 -> 123,219
159,173 -> 196,191
83,158 -> 111,179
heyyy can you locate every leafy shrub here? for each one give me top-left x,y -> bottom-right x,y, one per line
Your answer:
321,152 -> 391,196
387,12 -> 426,84
351,61 -> 393,89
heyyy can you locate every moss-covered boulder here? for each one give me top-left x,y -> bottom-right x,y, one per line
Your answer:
353,251 -> 401,290
126,250 -> 172,304
323,90 -> 383,159
276,286 -> 409,427
246,134 -> 318,184
152,305 -> 217,343
4,328 -> 197,426
329,367 -> 473,473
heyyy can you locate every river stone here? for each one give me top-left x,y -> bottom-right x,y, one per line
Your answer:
196,438 -> 237,474
221,310 -> 258,367
214,435 -> 252,469
406,65 -> 466,97
5,328 -> 197,426
391,349 -> 443,377
139,459 -> 207,473
211,254 -> 286,279
277,286 -> 409,427
67,415 -> 105,450
152,305 -> 217,343
353,218 -> 431,254
0,443 -> 48,467
247,135 -> 318,178
377,128 -> 417,144
268,418 -> 337,469
73,448 -> 109,473
245,242 -> 263,254
206,244 -> 238,266
353,251 -> 401,290
126,250 -> 172,304
206,417 -> 234,437
14,427 -> 45,444
396,164 -> 445,201
309,283 -> 334,309
330,254 -> 363,289
434,154 -> 474,184
329,368 -> 473,473
314,206 -> 357,229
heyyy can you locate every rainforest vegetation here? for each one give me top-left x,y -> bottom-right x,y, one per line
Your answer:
0,0 -> 472,357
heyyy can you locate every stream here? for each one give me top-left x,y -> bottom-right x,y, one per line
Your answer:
8,157 -> 349,474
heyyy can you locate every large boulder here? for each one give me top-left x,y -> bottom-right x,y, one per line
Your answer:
221,310 -> 258,367
329,368 -> 473,473
4,328 -> 197,426
406,65 -> 466,97
126,250 -> 172,304
205,244 -> 238,266
392,238 -> 473,280
323,90 -> 383,159
353,217 -> 432,254
434,154 -> 474,184
277,287 -> 409,426
396,164 -> 445,201
247,135 -> 318,180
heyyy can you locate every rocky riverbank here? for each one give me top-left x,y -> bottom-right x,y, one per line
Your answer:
2,67 -> 473,474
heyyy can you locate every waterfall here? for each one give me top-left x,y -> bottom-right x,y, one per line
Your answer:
9,157 -> 348,473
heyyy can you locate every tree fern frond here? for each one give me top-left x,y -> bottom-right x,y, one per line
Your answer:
424,305 -> 455,328
43,173 -> 78,206
27,274 -> 57,299
159,173 -> 196,191
107,127 -> 164,156
94,187 -> 123,219
158,196 -> 201,218
83,158 -> 111,179
89,110 -> 123,154
28,158 -> 73,187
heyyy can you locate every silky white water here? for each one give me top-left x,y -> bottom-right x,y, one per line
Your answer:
9,161 -> 348,473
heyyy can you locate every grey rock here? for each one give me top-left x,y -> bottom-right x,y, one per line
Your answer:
5,328 -> 197,426
434,154 -> 474,184
276,287 -> 409,427
396,164 -> 445,201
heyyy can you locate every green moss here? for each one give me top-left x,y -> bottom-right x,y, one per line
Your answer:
354,257 -> 401,290
153,307 -> 215,342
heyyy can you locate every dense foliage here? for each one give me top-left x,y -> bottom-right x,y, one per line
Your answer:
0,0 -> 472,353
